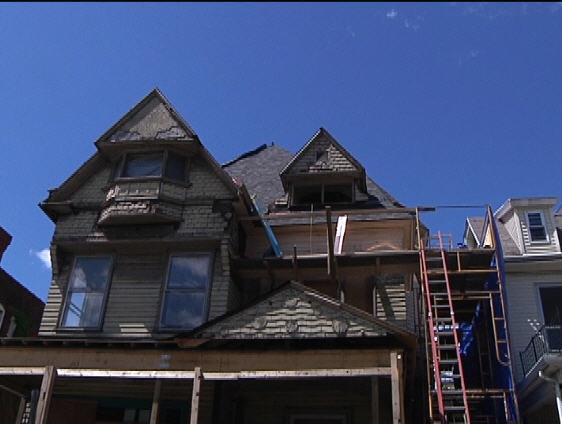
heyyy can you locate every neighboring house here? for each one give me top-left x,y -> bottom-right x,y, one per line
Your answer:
0,89 -> 518,424
0,226 -> 45,424
465,197 -> 562,424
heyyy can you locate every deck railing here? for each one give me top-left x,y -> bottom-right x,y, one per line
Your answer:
519,324 -> 562,377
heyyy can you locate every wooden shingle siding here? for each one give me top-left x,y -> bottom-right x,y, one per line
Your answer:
288,137 -> 358,175
198,285 -> 389,339
70,166 -> 111,203
187,158 -> 233,199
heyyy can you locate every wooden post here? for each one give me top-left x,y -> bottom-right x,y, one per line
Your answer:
390,352 -> 405,424
149,380 -> 162,424
35,366 -> 56,424
190,367 -> 203,424
15,396 -> 26,424
292,245 -> 299,282
371,376 -> 379,424
325,206 -> 336,282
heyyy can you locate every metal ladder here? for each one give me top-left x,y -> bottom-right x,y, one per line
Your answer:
421,232 -> 471,423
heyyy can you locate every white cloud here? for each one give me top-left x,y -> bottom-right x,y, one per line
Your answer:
31,248 -> 51,270
386,9 -> 398,19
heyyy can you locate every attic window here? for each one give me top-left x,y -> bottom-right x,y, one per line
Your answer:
292,183 -> 353,206
527,212 -> 548,242
118,151 -> 187,183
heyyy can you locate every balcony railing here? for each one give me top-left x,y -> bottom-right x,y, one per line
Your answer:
519,324 -> 562,377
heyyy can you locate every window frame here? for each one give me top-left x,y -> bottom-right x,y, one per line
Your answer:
58,255 -> 114,331
158,252 -> 214,331
526,211 -> 549,244
115,150 -> 189,185
291,181 -> 355,207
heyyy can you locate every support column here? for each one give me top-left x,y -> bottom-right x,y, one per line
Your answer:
35,366 -> 56,424
390,351 -> 405,424
190,367 -> 203,424
149,380 -> 162,424
15,396 -> 26,424
371,376 -> 380,424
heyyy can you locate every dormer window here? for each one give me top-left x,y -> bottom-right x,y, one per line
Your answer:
527,212 -> 548,242
117,151 -> 187,183
292,182 -> 353,206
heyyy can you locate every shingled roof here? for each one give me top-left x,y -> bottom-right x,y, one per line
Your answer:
223,144 -> 294,211
223,141 -> 403,213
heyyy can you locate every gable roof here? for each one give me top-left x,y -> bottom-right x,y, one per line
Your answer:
465,217 -> 521,256
96,88 -> 197,144
43,89 -> 239,208
183,282 -> 415,347
280,128 -> 365,180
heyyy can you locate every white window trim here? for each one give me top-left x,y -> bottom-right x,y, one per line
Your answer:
526,210 -> 549,244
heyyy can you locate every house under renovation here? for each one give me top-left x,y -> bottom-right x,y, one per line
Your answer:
0,89 -> 520,423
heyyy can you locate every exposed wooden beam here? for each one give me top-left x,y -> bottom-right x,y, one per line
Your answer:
16,397 -> 26,424
190,367 -> 202,424
0,382 -> 24,397
371,376 -> 380,424
35,366 -> 56,424
390,351 -> 405,424
292,245 -> 299,282
238,207 -> 430,222
0,367 -> 393,380
326,206 -> 336,282
149,380 -> 161,424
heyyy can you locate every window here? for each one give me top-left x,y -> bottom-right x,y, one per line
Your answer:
160,254 -> 213,330
118,151 -> 187,183
61,256 -> 112,329
539,286 -> 562,350
121,152 -> 163,178
527,212 -> 548,242
292,183 -> 353,206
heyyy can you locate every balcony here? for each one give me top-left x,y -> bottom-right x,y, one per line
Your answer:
520,325 -> 562,377
98,179 -> 186,225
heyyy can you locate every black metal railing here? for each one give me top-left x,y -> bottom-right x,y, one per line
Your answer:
520,325 -> 562,377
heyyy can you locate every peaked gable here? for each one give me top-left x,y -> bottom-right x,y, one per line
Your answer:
97,89 -> 196,144
188,283 -> 414,345
280,128 -> 364,178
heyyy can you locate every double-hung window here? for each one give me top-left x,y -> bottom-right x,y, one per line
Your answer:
61,256 -> 112,329
160,254 -> 213,330
527,212 -> 548,242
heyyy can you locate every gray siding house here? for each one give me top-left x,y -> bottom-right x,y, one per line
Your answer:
465,197 -> 562,424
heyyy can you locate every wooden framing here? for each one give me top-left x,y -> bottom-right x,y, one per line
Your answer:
190,367 -> 202,424
149,380 -> 161,424
390,351 -> 405,424
35,366 -> 56,424
371,376 -> 379,424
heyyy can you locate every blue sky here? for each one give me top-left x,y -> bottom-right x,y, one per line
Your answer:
1,3 -> 562,301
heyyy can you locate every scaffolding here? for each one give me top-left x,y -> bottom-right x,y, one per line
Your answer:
416,206 -> 519,423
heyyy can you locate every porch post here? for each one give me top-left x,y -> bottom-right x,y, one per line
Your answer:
190,367 -> 203,424
35,365 -> 56,424
371,376 -> 380,424
149,380 -> 162,424
15,396 -> 26,424
390,351 -> 405,424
